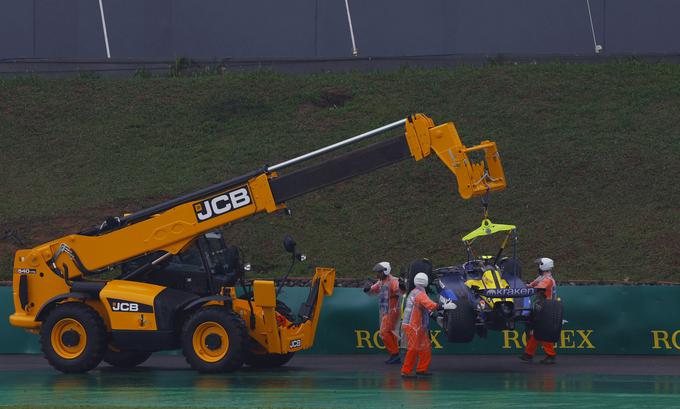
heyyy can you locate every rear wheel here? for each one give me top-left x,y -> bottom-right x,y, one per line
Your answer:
532,299 -> 563,342
103,347 -> 152,368
444,300 -> 476,343
40,303 -> 107,373
181,307 -> 246,373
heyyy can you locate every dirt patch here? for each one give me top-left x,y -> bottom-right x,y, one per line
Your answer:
312,87 -> 352,109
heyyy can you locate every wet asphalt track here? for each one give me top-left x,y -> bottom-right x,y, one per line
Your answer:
1,354 -> 680,408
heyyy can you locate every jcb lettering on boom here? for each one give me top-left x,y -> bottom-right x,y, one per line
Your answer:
193,186 -> 252,222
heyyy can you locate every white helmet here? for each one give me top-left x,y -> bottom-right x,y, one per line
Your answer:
413,272 -> 429,287
372,261 -> 391,276
536,257 -> 554,272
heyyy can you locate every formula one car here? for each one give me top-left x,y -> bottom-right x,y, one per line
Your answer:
405,218 -> 563,343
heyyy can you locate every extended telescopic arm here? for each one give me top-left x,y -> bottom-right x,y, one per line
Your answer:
268,113 -> 505,203
36,114 -> 506,279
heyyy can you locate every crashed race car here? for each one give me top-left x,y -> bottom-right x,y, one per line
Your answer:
404,218 -> 563,344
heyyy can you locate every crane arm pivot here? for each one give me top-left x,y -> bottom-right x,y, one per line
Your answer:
405,114 -> 505,199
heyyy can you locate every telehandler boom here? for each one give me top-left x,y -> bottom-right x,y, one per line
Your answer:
9,114 -> 506,373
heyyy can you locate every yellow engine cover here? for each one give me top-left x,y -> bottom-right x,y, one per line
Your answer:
465,269 -> 512,306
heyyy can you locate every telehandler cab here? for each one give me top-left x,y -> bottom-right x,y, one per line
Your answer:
9,114 -> 506,373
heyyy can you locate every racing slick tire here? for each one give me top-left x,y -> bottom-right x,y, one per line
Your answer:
103,348 -> 152,368
532,299 -> 563,343
181,307 -> 246,373
245,351 -> 295,368
405,259 -> 434,292
444,300 -> 476,343
40,302 -> 107,373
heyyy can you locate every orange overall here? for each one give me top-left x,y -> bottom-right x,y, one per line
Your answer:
525,273 -> 557,357
401,287 -> 438,375
368,275 -> 402,355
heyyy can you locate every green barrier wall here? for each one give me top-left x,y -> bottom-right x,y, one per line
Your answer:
3,286 -> 680,355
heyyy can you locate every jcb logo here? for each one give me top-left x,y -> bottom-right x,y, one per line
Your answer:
112,302 -> 139,312
107,298 -> 153,313
289,339 -> 302,349
502,329 -> 595,349
193,187 -> 252,222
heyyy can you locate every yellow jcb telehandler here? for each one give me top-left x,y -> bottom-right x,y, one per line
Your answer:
9,114 -> 506,373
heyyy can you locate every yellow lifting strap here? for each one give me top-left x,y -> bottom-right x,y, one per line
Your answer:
462,218 -> 516,242
404,114 -> 506,199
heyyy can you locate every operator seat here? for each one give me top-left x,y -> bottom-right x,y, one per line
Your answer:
211,245 -> 241,288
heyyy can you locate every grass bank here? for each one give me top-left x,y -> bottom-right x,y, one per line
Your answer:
1,62 -> 678,281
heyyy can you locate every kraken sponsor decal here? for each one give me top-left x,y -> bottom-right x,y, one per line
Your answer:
482,288 -> 536,298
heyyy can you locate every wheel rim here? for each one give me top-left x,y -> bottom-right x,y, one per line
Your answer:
192,321 -> 229,363
51,318 -> 87,359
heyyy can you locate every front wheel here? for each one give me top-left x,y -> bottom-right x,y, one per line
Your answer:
181,307 -> 246,373
40,303 -> 107,373
444,300 -> 476,343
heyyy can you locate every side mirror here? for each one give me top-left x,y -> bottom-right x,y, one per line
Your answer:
283,235 -> 296,254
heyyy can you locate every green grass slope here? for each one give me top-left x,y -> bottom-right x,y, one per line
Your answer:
1,62 -> 678,282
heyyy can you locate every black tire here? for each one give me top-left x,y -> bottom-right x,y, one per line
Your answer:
181,307 -> 246,373
40,302 -> 107,373
445,300 -> 476,343
532,299 -> 563,343
405,259 -> 434,293
245,352 -> 295,368
103,348 -> 152,368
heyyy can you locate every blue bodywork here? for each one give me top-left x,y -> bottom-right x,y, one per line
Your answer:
435,259 -> 533,338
